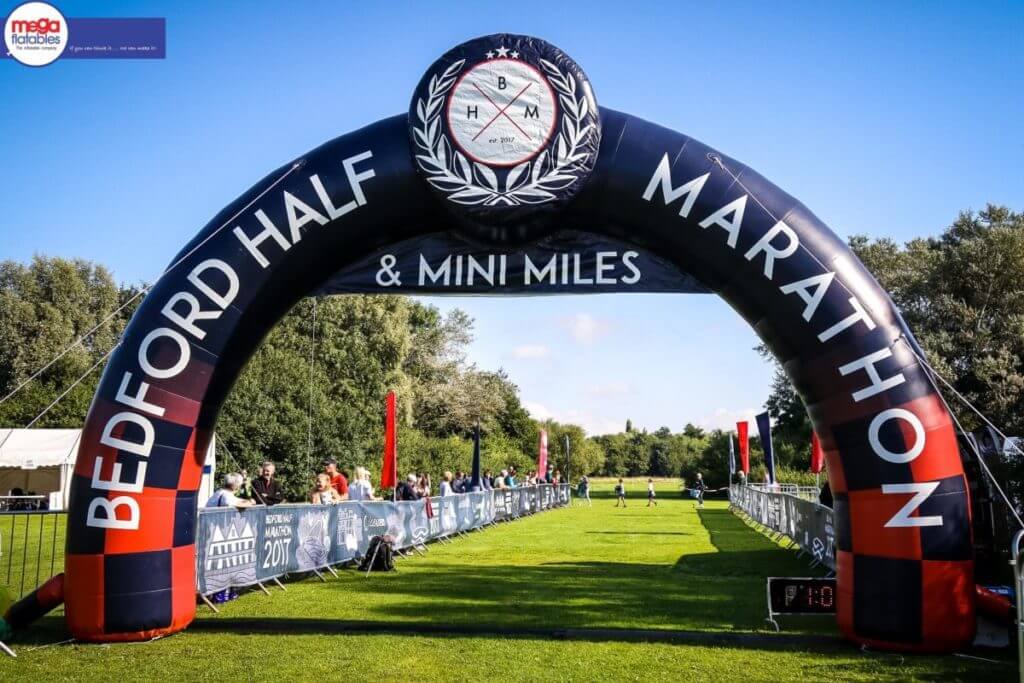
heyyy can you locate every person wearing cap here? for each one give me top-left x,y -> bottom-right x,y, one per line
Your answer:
322,458 -> 349,500
396,473 -> 420,501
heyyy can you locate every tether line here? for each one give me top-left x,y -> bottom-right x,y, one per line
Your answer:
306,297 -> 318,473
0,160 -> 304,409
710,153 -> 1023,525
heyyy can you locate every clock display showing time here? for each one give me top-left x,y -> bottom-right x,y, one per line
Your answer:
767,577 -> 837,615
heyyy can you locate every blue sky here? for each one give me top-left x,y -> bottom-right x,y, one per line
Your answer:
2,1 -> 1021,435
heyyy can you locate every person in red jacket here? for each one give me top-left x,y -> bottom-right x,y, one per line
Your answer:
322,458 -> 349,500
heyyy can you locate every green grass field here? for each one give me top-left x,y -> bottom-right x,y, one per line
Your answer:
0,480 -> 1014,681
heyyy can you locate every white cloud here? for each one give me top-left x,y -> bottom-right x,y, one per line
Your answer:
523,401 -> 623,437
588,382 -> 631,397
523,401 -> 553,420
510,344 -> 550,360
560,313 -> 612,345
694,407 -> 762,433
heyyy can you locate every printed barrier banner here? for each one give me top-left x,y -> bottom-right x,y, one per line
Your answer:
729,484 -> 836,571
196,484 -> 569,594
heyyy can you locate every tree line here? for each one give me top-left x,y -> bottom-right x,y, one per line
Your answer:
2,204 -> 1021,501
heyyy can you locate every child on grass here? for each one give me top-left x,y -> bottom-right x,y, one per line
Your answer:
615,478 -> 626,507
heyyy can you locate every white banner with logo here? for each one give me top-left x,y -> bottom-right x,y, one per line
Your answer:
196,483 -> 570,594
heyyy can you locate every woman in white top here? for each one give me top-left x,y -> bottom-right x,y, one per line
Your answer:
439,471 -> 454,497
311,473 -> 341,504
348,466 -> 378,501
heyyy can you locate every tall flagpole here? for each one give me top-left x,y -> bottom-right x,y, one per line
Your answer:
564,434 -> 571,485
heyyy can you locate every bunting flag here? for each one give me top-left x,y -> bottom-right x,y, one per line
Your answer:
736,421 -> 750,474
728,433 -> 736,476
380,391 -> 397,490
810,430 -> 824,473
538,430 -> 549,478
470,422 -> 482,491
756,412 -> 775,484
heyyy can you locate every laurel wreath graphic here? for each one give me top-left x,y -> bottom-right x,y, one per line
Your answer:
413,58 -> 594,206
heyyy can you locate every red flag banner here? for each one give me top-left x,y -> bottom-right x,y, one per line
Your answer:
381,391 -> 397,489
538,430 -> 548,476
737,421 -> 750,474
810,430 -> 824,473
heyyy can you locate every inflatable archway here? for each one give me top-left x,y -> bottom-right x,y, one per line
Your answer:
54,35 -> 973,651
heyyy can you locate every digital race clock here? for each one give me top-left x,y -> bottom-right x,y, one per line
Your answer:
765,577 -> 837,630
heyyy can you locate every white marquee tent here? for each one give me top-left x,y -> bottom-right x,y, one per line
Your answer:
0,429 -> 216,510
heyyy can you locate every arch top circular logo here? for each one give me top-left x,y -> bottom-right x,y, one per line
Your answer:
4,1 -> 68,66
409,34 -> 601,232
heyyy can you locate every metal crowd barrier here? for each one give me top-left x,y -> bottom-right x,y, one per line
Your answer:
0,510 -> 66,606
0,484 -> 571,606
195,483 -> 571,596
729,483 -> 835,572
746,483 -> 821,501
1011,530 -> 1024,682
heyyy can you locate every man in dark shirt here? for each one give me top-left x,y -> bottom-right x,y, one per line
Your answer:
250,461 -> 284,505
818,481 -> 833,508
396,474 -> 420,501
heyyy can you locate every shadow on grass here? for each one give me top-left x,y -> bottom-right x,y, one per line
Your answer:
586,531 -> 691,536
189,615 -> 841,650
675,507 -> 814,577
11,509 -> 1015,679
193,506 -> 819,638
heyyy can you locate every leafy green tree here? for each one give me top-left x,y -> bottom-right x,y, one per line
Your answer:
537,419 -> 605,478
762,205 -> 1024,500
217,296 -> 415,498
0,256 -> 136,428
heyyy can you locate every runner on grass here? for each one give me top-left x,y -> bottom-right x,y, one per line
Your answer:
614,478 -> 627,507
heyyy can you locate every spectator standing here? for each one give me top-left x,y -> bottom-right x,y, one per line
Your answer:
396,474 -> 420,501
440,472 -> 454,497
311,473 -> 341,504
818,480 -> 833,508
349,467 -> 379,502
578,475 -> 592,506
614,478 -> 627,507
647,478 -> 658,507
545,464 -> 554,484
250,461 -> 284,505
322,459 -> 349,500
693,472 -> 708,508
206,473 -> 255,508
553,469 -> 562,485
416,473 -> 432,498
204,473 -> 251,603
482,470 -> 493,490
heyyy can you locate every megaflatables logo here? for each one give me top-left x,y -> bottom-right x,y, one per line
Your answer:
4,1 -> 67,66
